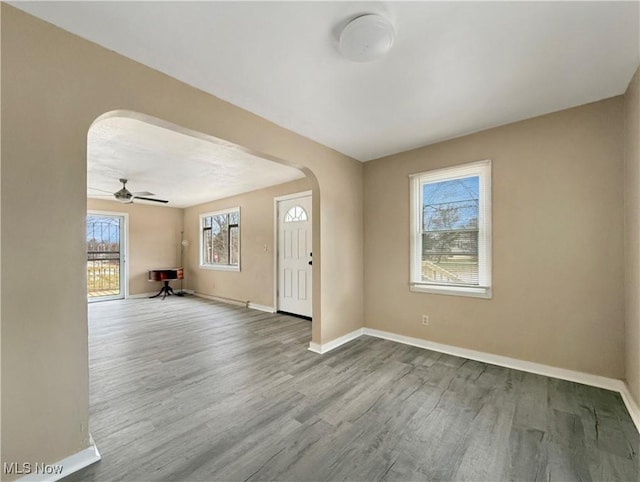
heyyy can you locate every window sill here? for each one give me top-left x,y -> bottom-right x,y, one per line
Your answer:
199,264 -> 240,272
410,283 -> 492,299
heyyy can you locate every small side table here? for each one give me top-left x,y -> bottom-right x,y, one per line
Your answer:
148,268 -> 184,300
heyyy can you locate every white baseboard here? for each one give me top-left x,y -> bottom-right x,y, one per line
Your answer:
18,438 -> 100,482
619,382 -> 640,431
307,326 -> 640,433
194,293 -> 273,314
194,292 -> 247,307
363,328 -> 620,391
364,327 -> 639,432
308,328 -> 364,354
127,292 -> 157,299
248,302 -> 275,313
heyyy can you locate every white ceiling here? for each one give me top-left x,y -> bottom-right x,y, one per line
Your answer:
12,1 -> 640,161
88,117 -> 304,208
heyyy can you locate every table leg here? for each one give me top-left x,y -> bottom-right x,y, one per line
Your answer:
150,281 -> 173,299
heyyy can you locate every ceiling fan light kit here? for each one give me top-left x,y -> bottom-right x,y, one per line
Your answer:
339,14 -> 395,63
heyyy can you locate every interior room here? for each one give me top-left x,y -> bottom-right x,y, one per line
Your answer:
1,2 -> 639,481
85,114 -> 310,305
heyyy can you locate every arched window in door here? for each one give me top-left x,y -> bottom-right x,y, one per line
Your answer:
284,205 -> 308,222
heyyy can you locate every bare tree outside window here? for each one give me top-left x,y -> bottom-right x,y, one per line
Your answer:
201,209 -> 240,268
211,214 -> 229,264
422,177 -> 479,285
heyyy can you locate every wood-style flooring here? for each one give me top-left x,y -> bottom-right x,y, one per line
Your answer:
67,296 -> 639,482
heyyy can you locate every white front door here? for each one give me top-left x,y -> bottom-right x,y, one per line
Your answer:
277,194 -> 312,318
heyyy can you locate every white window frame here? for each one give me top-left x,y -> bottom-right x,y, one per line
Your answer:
199,207 -> 241,271
409,160 -> 492,299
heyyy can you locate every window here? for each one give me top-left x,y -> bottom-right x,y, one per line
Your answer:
284,205 -> 308,222
410,160 -> 491,298
200,208 -> 240,270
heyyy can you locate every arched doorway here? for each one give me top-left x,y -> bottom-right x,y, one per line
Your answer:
87,110 -> 320,325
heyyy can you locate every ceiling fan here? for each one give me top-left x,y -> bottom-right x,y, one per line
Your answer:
89,178 -> 169,204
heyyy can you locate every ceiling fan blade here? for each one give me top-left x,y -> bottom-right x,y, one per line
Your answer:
131,191 -> 154,197
133,196 -> 169,204
88,194 -> 114,197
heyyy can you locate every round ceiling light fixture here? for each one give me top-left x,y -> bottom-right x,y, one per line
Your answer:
339,14 -> 395,63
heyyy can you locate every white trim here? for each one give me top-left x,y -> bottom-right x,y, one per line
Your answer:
410,283 -> 492,299
307,328 -> 364,354
273,197 -> 278,312
619,382 -> 640,432
199,264 -> 240,272
305,325 -> 639,433
18,439 -> 101,482
194,292 -> 247,307
87,210 -> 129,300
248,302 -> 275,313
363,327 -> 639,433
409,173 -> 420,287
363,328 -> 618,390
273,191 -> 313,314
308,342 -> 323,354
194,293 -> 278,314
273,190 -> 313,202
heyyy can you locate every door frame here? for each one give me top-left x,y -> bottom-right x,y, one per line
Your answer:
87,210 -> 129,301
273,190 -> 313,314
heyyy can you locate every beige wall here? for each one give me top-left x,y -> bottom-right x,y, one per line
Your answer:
1,5 -> 363,477
2,3 -> 633,477
0,3 -> 4,465
183,179 -> 310,306
364,97 -> 625,379
87,199 -> 184,295
624,65 -> 640,407
88,178 -> 309,305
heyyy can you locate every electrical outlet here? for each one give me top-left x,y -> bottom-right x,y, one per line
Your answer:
422,315 -> 429,325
